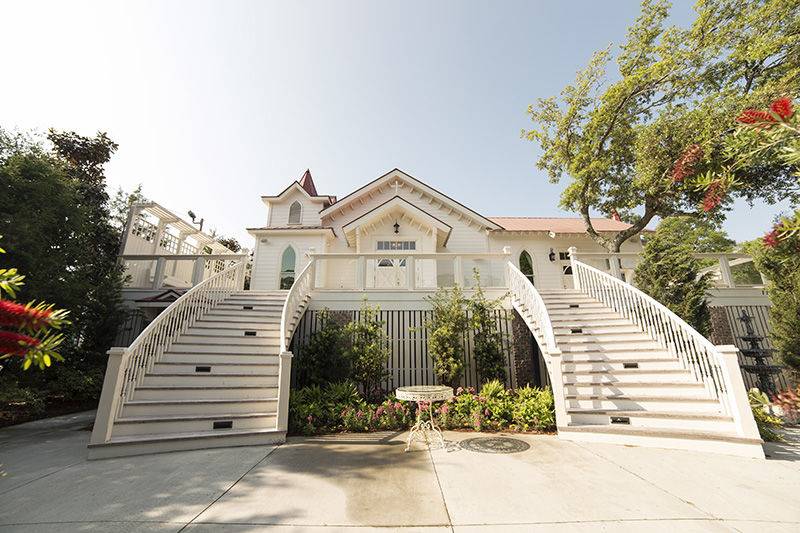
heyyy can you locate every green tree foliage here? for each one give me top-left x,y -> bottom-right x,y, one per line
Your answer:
750,231 -> 800,372
467,271 -> 507,384
343,301 -> 390,401
109,184 -> 147,233
523,0 -> 800,251
634,218 -> 711,334
294,310 -> 350,387
424,285 -> 468,388
651,217 -> 735,253
0,128 -> 126,402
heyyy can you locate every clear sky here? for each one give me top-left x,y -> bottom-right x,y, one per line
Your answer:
0,0 -> 790,245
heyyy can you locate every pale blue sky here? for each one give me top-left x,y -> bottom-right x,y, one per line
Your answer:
0,0 -> 789,244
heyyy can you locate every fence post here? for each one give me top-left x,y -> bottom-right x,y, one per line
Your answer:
568,247 -> 580,290
89,347 -> 128,446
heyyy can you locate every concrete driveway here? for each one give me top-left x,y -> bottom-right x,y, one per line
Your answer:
1,411 -> 799,532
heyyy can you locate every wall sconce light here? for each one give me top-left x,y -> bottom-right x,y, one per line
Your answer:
548,248 -> 556,262
393,221 -> 400,234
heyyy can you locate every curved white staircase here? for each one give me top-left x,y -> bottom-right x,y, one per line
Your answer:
508,259 -> 764,459
88,258 -> 298,458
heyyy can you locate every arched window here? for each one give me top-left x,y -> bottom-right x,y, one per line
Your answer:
288,201 -> 302,225
519,250 -> 535,285
279,247 -> 296,289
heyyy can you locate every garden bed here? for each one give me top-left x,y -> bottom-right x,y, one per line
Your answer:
289,380 -> 556,436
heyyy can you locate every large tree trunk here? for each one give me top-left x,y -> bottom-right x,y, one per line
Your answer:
579,196 -> 657,253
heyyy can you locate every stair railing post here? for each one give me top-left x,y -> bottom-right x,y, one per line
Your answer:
89,347 -> 128,446
568,247 -> 580,290
307,248 -> 317,290
716,345 -> 761,441
277,351 -> 293,432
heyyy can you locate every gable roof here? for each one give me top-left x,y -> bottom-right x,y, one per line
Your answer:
489,217 -> 637,234
320,168 -> 502,230
341,196 -> 453,247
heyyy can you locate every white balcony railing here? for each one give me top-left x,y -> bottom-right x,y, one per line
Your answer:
119,253 -> 248,290
575,251 -> 765,289
305,251 -> 512,291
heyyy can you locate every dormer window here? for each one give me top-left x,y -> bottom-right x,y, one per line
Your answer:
288,201 -> 302,225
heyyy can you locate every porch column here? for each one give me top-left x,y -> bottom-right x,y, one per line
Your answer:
568,247 -> 580,290
406,255 -> 416,290
453,255 -> 463,287
356,256 -> 366,290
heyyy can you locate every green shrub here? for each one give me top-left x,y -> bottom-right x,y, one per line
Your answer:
294,309 -> 349,387
343,301 -> 390,401
749,388 -> 784,442
469,271 -> 507,384
512,386 -> 555,431
424,286 -> 467,388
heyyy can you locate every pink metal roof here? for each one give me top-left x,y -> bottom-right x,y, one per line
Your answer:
298,169 -> 318,196
488,217 -> 634,233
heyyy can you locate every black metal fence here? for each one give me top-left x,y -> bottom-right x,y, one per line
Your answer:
289,308 -> 526,390
721,305 -> 795,392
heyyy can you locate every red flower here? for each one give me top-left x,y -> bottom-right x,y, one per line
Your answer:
0,331 -> 40,356
672,144 -> 704,182
702,181 -> 725,212
737,109 -> 775,125
763,229 -> 780,248
770,97 -> 794,120
0,300 -> 54,329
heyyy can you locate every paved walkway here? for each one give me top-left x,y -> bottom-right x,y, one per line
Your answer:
1,411 -> 799,532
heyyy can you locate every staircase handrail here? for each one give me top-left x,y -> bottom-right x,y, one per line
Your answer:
506,262 -> 558,353
117,260 -> 246,416
569,254 -> 734,415
280,259 -> 315,353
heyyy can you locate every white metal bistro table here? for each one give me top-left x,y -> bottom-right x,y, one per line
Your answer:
395,385 -> 453,452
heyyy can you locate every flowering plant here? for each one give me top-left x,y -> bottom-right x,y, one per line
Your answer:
0,237 -> 70,370
674,97 -> 800,240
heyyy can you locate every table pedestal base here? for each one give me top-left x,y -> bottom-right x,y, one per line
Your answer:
405,402 -> 444,452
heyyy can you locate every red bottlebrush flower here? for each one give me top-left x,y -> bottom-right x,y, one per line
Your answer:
770,97 -> 794,120
672,144 -> 704,182
0,331 -> 41,356
763,229 -> 781,248
0,300 -> 54,329
702,181 -> 726,212
737,109 -> 775,125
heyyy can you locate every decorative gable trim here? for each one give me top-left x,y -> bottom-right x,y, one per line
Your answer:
319,168 -> 501,230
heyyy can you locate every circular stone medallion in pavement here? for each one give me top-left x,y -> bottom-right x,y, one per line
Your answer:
459,436 -> 530,454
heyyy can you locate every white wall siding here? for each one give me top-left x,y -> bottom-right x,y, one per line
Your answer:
266,188 -> 323,227
250,234 -> 325,290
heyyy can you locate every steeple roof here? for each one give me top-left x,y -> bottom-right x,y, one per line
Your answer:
298,169 -> 318,196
